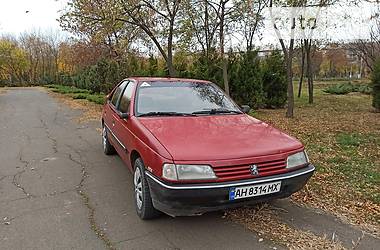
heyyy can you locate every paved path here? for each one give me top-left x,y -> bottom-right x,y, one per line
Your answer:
0,88 -> 378,250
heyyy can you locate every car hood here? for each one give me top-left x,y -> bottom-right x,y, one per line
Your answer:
138,115 -> 303,161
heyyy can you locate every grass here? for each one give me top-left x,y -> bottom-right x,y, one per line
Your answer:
254,82 -> 380,229
46,84 -> 105,105
333,132 -> 380,203
47,84 -> 91,94
323,82 -> 372,95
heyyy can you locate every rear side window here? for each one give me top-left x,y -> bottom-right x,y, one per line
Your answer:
119,82 -> 136,113
111,81 -> 127,106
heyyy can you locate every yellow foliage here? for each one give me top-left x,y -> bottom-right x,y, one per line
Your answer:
0,39 -> 29,81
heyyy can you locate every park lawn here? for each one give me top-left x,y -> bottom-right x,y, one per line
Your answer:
253,83 -> 380,232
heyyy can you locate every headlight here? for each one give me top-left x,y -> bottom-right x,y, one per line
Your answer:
162,163 -> 178,181
287,151 -> 309,169
162,164 -> 217,181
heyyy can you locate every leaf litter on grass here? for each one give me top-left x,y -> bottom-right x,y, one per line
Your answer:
255,92 -> 380,236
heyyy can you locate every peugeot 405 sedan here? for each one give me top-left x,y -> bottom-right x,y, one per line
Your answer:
101,77 -> 315,219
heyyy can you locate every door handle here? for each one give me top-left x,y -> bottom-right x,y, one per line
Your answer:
112,120 -> 115,127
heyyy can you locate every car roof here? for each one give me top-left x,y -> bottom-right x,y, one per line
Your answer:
128,77 -> 211,84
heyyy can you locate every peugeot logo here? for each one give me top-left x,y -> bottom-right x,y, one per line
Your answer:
250,164 -> 259,176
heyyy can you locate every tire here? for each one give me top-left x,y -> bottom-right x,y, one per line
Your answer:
134,158 -> 160,220
102,125 -> 116,155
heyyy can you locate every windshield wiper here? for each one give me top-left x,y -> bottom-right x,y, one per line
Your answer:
192,108 -> 242,115
138,112 -> 197,117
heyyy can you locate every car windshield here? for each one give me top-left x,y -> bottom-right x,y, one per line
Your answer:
135,81 -> 242,116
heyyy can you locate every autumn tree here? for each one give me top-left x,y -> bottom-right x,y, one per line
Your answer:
236,0 -> 269,51
346,16 -> 380,72
18,31 -> 63,83
182,0 -> 219,58
269,0 -> 300,118
303,0 -> 338,104
59,0 -> 138,60
60,0 -> 183,76
117,0 -> 182,76
0,39 -> 29,83
58,40 -> 109,73
269,0 -> 338,116
205,0 -> 244,95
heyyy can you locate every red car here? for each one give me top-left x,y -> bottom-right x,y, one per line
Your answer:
102,77 -> 314,219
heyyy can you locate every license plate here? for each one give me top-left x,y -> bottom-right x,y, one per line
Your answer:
229,181 -> 281,200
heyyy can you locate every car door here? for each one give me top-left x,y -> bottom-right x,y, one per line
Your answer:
112,80 -> 137,169
104,81 -> 128,150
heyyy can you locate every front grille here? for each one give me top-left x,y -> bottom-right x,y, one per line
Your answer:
213,158 -> 287,182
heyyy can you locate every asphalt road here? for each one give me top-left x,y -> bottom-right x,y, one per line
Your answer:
1,88 -> 379,250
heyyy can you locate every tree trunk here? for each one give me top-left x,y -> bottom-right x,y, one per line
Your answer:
286,63 -> 294,118
298,42 -> 305,98
305,40 -> 313,104
167,51 -> 175,77
220,1 -> 229,95
286,40 -> 295,118
167,19 -> 176,77
222,57 -> 229,95
205,0 -> 209,59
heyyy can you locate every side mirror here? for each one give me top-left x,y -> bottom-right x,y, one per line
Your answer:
241,105 -> 251,114
118,112 -> 129,119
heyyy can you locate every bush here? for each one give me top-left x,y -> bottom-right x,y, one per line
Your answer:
39,75 -> 55,85
47,84 -> 91,94
357,84 -> 372,95
70,59 -> 123,94
52,51 -> 287,109
323,83 -> 354,95
48,85 -> 105,105
372,59 -> 380,111
324,82 -> 372,95
229,51 -> 264,108
85,94 -> 105,104
72,93 -> 88,99
261,51 -> 287,108
189,50 -> 223,86
187,50 -> 287,109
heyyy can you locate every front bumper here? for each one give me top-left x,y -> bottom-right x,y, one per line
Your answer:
146,164 -> 315,216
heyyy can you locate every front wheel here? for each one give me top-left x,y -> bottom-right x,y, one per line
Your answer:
134,158 -> 160,220
102,125 -> 115,155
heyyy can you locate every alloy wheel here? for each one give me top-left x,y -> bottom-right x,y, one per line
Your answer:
134,167 -> 143,210
102,127 -> 107,151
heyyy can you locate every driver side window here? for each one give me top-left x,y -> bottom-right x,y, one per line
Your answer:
111,81 -> 127,107
118,81 -> 136,113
